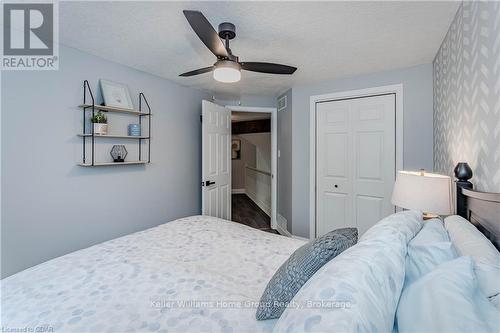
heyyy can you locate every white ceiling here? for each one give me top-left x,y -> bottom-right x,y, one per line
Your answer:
60,1 -> 460,97
232,111 -> 270,123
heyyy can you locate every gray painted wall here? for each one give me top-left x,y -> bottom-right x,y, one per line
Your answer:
213,94 -> 276,108
434,2 -> 500,192
291,64 -> 434,237
277,89 -> 293,232
1,45 -> 210,278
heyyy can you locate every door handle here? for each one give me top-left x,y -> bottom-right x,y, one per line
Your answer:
204,180 -> 216,186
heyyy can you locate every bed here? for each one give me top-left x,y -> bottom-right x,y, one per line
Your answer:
456,185 -> 500,250
2,171 -> 499,333
1,216 -> 305,333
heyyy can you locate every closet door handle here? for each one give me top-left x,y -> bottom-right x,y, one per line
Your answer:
204,180 -> 216,186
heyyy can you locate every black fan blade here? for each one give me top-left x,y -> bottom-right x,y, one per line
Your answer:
183,10 -> 228,58
179,66 -> 214,77
240,62 -> 297,75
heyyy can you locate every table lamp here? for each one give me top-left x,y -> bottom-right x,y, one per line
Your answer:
391,170 -> 453,219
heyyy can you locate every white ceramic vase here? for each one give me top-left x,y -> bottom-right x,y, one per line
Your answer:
93,123 -> 108,135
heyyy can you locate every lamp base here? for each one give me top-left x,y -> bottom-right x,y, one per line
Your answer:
423,212 -> 439,220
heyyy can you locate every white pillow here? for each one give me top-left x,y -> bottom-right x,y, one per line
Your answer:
405,218 -> 457,285
397,256 -> 500,333
445,215 -> 500,298
490,294 -> 500,310
273,211 -> 422,333
360,210 -> 423,244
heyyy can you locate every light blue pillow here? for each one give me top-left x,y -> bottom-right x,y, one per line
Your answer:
397,256 -> 500,333
273,211 -> 423,333
405,219 -> 457,285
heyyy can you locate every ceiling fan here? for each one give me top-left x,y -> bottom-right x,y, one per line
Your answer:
179,10 -> 297,83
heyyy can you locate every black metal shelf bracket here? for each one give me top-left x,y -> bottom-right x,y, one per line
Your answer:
80,80 -> 152,166
82,80 -> 95,165
139,92 -> 152,163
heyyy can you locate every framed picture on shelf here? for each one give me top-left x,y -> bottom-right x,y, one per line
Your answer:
232,139 -> 241,160
100,79 -> 134,110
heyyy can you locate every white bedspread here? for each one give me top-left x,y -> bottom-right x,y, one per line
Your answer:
1,216 -> 305,333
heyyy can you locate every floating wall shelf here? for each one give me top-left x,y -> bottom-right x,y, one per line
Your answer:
78,80 -> 152,167
77,134 -> 150,139
78,161 -> 148,167
78,104 -> 151,116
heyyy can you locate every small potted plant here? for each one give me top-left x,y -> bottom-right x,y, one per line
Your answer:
90,111 -> 108,135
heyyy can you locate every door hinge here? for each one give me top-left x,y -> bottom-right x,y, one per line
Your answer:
200,115 -> 203,123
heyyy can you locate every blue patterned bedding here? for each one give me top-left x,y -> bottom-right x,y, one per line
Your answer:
1,216 -> 305,333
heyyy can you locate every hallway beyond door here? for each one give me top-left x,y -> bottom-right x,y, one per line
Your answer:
231,194 -> 278,234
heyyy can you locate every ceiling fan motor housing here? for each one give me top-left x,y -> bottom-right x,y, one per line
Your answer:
218,22 -> 236,40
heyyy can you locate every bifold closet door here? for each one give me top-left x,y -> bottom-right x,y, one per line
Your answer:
316,94 -> 396,237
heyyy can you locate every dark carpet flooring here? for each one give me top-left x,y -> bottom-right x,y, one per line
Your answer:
231,194 -> 279,234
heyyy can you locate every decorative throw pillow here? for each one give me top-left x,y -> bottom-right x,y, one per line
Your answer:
255,227 -> 357,320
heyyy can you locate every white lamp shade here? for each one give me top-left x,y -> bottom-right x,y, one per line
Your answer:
391,171 -> 453,215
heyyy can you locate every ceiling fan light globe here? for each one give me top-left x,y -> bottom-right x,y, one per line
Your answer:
213,61 -> 241,83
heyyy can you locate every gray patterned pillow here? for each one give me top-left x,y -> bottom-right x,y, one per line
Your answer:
256,227 -> 358,320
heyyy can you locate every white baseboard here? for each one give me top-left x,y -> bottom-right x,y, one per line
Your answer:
276,214 -> 309,240
245,191 -> 271,217
277,214 -> 288,231
276,223 -> 292,237
232,189 -> 246,194
292,235 -> 310,241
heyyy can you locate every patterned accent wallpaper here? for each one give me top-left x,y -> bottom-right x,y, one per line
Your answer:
434,2 -> 500,192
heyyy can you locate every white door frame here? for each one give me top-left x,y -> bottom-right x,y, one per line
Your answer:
309,84 -> 404,239
225,105 -> 278,231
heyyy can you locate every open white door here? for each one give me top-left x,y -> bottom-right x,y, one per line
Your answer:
202,100 -> 231,219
